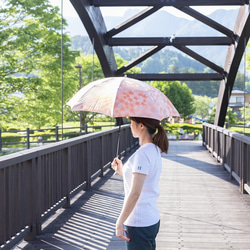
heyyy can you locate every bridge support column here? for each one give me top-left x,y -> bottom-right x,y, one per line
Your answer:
215,5 -> 250,127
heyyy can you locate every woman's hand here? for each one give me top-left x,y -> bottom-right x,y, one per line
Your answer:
111,157 -> 123,176
116,220 -> 130,242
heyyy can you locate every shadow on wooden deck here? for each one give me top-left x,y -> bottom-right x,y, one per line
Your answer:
15,167 -> 126,250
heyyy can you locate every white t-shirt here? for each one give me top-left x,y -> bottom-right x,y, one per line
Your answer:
122,143 -> 162,227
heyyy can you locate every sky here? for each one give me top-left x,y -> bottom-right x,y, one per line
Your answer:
50,0 -> 238,19
48,0 -> 240,38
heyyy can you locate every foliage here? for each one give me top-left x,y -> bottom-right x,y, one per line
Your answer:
207,106 -> 216,124
164,123 -> 202,136
65,53 -> 141,126
1,5 -> 249,130
247,42 -> 250,73
0,0 -> 79,128
65,53 -> 105,126
234,72 -> 247,90
194,96 -> 217,120
71,37 -> 206,74
239,104 -> 250,122
225,107 -> 237,124
207,106 -> 237,125
245,42 -> 250,92
70,35 -> 93,54
115,53 -> 141,75
70,36 -> 250,97
1,132 -> 24,143
152,80 -> 195,118
229,125 -> 250,136
184,80 -> 220,97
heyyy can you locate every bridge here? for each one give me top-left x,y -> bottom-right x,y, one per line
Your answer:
1,124 -> 250,249
1,1 -> 250,249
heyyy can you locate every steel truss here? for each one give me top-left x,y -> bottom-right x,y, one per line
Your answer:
70,0 -> 250,126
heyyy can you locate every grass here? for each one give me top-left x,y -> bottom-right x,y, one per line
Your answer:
228,125 -> 250,135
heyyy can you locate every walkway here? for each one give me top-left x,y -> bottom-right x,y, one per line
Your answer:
15,141 -> 250,250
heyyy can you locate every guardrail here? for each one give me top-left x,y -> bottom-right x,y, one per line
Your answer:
203,123 -> 250,195
0,125 -> 138,249
0,124 -> 116,151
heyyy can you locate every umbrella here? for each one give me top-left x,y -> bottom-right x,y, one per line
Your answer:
67,77 -> 179,120
67,76 -> 179,157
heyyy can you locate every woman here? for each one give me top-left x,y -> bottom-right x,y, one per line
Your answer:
111,117 -> 169,250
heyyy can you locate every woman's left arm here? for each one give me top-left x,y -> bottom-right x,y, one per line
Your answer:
116,172 -> 146,241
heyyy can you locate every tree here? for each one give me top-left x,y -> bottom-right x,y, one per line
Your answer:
115,54 -> 141,75
207,106 -> 216,124
194,96 -> 217,120
152,81 -> 195,118
0,0 -> 79,128
225,107 -> 237,124
65,53 -> 141,126
168,64 -> 179,73
246,41 -> 250,72
141,57 -> 161,73
239,104 -> 250,123
65,53 -> 105,127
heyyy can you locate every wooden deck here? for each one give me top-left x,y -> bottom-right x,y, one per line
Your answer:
15,141 -> 250,250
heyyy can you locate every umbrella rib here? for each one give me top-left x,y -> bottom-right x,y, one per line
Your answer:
110,80 -> 121,117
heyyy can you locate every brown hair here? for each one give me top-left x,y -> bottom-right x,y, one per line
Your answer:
130,117 -> 169,154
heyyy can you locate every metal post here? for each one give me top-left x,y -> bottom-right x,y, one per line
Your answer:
61,0 -> 64,141
27,128 -> 30,149
56,126 -> 59,141
75,64 -> 83,134
84,124 -> 88,134
85,140 -> 92,190
63,146 -> 71,208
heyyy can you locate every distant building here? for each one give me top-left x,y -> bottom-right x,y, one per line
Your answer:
229,89 -> 250,118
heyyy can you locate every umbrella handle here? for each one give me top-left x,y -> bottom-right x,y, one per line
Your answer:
113,124 -> 121,177
116,124 -> 121,157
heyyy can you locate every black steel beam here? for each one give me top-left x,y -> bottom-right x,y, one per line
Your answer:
175,6 -> 235,38
108,37 -> 234,46
70,0 -> 117,77
91,0 -> 249,7
215,5 -> 250,127
70,0 -> 250,129
125,73 -> 224,81
106,7 -> 162,38
174,45 -> 225,75
116,45 -> 166,76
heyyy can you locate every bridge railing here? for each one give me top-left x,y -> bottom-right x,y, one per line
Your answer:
203,123 -> 250,195
0,125 -> 138,249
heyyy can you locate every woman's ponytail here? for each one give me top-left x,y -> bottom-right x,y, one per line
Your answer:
153,124 -> 169,154
130,117 -> 169,154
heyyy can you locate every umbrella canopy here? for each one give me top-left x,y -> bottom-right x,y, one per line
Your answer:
67,77 -> 179,121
